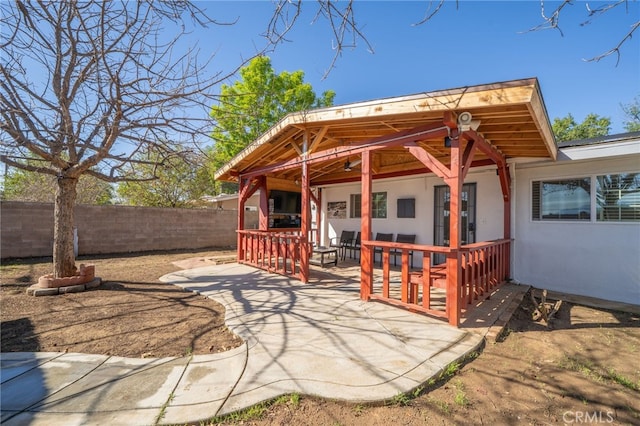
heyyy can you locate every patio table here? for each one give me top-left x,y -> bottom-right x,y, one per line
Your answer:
310,246 -> 338,267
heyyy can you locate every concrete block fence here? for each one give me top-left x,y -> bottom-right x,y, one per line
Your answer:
0,201 -> 258,259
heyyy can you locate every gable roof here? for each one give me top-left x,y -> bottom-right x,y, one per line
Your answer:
215,77 -> 556,186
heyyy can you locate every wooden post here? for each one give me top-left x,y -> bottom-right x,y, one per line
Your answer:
258,176 -> 269,231
498,163 -> 511,280
446,137 -> 463,327
360,151 -> 373,300
300,131 -> 311,283
237,178 -> 246,263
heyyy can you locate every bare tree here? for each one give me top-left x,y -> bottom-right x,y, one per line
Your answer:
0,1 -> 246,277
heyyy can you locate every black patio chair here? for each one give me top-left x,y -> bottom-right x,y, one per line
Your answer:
389,234 -> 416,268
347,231 -> 361,260
329,230 -> 355,260
373,232 -> 394,266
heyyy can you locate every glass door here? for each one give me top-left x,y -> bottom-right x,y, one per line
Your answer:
433,183 -> 476,264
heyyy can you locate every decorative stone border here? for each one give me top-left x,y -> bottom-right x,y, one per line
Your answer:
27,264 -> 102,296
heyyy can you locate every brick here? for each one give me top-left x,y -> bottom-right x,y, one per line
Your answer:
59,284 -> 87,294
27,286 -> 59,296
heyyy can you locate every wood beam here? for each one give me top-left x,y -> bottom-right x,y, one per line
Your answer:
289,141 -> 303,156
239,176 -> 261,202
258,176 -> 268,231
239,122 -> 449,179
237,179 -> 246,262
308,126 -> 329,153
497,163 -> 511,202
443,111 -> 457,129
404,142 -> 451,181
461,137 -> 477,182
300,131 -> 311,283
463,130 -> 506,167
360,150 -> 373,301
446,137 -> 463,327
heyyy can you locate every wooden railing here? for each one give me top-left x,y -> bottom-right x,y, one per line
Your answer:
238,229 -> 305,280
362,239 -> 511,324
460,239 -> 511,306
363,241 -> 452,319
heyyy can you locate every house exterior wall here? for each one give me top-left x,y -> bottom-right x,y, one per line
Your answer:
318,147 -> 639,306
320,167 -> 505,267
513,154 -> 640,305
205,193 -> 260,211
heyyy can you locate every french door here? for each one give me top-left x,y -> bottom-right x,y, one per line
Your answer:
433,183 -> 477,264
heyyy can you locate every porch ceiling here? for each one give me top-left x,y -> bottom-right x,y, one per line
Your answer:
215,77 -> 556,186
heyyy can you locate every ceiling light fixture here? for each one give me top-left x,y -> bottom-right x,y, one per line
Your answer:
344,158 -> 361,172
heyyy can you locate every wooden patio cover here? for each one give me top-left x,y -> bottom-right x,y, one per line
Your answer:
215,77 -> 556,326
215,77 -> 556,188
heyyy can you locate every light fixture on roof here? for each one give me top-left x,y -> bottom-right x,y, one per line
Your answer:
457,111 -> 481,131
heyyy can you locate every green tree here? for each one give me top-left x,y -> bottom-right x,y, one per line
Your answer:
621,96 -> 640,132
3,167 -> 113,205
552,113 -> 611,142
209,56 -> 335,191
117,147 -> 211,208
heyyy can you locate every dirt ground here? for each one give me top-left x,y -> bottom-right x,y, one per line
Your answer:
1,249 -> 639,425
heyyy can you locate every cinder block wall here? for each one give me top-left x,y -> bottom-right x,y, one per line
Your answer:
1,201 -> 258,258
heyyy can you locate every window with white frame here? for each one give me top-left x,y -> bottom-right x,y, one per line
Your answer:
532,178 -> 591,221
596,173 -> 640,222
372,192 -> 387,218
349,193 -> 361,218
349,192 -> 387,218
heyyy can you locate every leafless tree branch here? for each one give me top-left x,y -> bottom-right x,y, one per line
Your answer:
0,0 -> 266,184
520,0 -> 573,37
582,1 -> 640,64
264,1 -> 373,80
413,0 -> 456,26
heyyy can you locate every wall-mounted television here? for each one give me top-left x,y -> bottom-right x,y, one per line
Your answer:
269,190 -> 301,214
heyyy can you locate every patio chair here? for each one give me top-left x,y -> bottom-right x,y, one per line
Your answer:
389,234 -> 416,268
373,233 -> 394,266
329,230 -> 355,260
347,231 -> 361,260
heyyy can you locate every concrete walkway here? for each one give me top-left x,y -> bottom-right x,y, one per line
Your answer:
1,263 -> 525,425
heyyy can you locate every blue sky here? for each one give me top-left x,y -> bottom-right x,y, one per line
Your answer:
195,0 -> 639,134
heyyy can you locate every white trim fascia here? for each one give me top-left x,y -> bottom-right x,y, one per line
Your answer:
558,140 -> 640,161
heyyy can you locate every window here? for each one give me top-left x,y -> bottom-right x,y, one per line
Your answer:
349,192 -> 387,218
349,194 -> 361,218
397,198 -> 415,218
596,173 -> 640,222
372,192 -> 387,218
532,178 -> 591,221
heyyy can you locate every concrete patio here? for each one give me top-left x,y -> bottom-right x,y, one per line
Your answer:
1,262 -> 527,425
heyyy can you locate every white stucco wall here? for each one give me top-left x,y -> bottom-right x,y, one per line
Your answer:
316,143 -> 639,305
513,154 -> 640,305
319,167 -> 505,267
